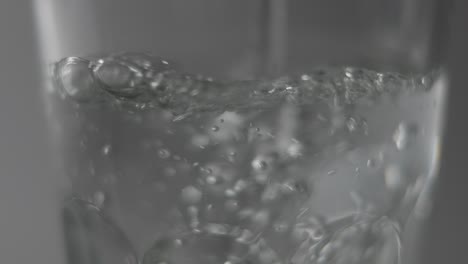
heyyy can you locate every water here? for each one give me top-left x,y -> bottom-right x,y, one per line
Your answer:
50,52 -> 445,264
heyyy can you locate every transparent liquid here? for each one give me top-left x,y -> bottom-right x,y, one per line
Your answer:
50,52 -> 445,264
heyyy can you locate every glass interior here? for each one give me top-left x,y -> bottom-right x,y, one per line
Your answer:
33,1 -> 449,264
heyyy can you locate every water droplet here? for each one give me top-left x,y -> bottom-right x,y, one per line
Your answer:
211,126 -> 220,132
393,122 -> 408,150
55,57 -> 98,100
385,164 -> 406,190
301,74 -> 311,81
158,149 -> 171,159
102,144 -> 112,155
180,186 -> 202,204
327,170 -> 336,176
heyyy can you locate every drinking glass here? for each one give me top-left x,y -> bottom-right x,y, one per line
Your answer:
33,1 -> 449,264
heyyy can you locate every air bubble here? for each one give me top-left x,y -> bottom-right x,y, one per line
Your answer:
292,216 -> 326,243
258,248 -> 279,264
255,174 -> 269,184
55,57 -> 97,100
273,221 -> 289,233
142,225 -> 278,264
187,206 -> 200,230
164,167 -> 177,177
345,67 -> 354,78
224,199 -> 239,212
180,186 -> 202,204
393,122 -> 408,150
93,58 -> 144,97
385,164 -> 406,191
252,158 -> 268,171
158,149 -> 171,159
93,191 -> 106,208
224,189 -> 237,198
233,180 -> 248,193
366,159 -> 374,168
150,73 -> 165,90
347,117 -> 358,132
227,151 -> 237,163
102,144 -> 112,155
287,141 -> 303,158
192,134 -> 210,148
206,176 -> 217,185
252,210 -> 270,229
262,184 -> 281,202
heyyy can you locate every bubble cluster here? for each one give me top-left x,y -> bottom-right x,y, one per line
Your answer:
53,52 -> 436,116
54,52 -> 440,264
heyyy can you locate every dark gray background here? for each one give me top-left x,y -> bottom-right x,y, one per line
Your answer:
0,1 -> 466,263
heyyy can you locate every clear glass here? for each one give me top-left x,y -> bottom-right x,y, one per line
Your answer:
33,1 -> 448,264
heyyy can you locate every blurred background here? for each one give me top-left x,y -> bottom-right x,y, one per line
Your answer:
0,1 -> 466,263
